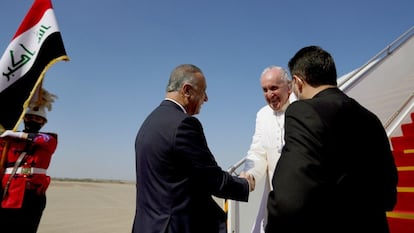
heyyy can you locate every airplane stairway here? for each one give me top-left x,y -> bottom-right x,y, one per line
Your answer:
387,112 -> 414,233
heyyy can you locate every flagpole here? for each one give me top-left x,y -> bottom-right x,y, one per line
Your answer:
0,143 -> 9,194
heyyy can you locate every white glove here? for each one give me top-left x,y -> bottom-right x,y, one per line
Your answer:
0,130 -> 25,139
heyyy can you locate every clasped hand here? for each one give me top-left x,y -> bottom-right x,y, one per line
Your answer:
239,171 -> 255,192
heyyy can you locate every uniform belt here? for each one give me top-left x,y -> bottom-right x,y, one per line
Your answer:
4,167 -> 47,175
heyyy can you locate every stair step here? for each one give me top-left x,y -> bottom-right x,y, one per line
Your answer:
391,135 -> 414,151
388,112 -> 414,233
393,150 -> 414,167
394,188 -> 414,212
397,169 -> 414,186
387,211 -> 414,233
402,123 -> 414,136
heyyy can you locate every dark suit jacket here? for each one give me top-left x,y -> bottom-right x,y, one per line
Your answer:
266,88 -> 398,233
132,100 -> 249,233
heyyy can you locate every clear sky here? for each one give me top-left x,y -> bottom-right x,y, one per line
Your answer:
1,0 -> 413,181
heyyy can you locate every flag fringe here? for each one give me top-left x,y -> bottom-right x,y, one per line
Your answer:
12,54 -> 69,131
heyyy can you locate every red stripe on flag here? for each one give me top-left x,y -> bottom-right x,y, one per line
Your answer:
0,0 -> 68,130
13,0 -> 53,39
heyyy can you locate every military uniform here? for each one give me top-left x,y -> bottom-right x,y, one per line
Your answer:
0,132 -> 57,232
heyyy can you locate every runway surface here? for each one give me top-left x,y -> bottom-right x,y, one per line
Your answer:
38,180 -> 136,233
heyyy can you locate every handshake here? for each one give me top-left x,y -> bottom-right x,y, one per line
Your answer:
239,171 -> 255,192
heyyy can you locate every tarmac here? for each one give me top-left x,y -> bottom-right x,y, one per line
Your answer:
37,179 -> 259,233
37,180 -> 136,233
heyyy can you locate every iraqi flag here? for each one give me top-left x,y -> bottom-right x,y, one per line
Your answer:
0,0 -> 69,131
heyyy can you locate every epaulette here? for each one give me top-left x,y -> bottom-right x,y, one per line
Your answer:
41,132 -> 58,140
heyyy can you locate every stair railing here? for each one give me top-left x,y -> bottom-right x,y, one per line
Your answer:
339,26 -> 414,93
384,92 -> 414,137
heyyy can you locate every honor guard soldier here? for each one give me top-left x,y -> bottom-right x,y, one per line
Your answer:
0,89 -> 58,233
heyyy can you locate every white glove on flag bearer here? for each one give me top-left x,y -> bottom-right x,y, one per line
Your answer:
0,130 -> 25,139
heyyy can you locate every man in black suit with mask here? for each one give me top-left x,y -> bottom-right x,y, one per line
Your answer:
266,46 -> 398,233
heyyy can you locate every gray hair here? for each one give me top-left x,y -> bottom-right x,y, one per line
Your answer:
261,65 -> 291,81
166,64 -> 203,92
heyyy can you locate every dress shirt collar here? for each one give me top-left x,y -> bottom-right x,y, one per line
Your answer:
165,98 -> 187,113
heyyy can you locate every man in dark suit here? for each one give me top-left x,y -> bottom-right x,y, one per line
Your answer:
132,64 -> 253,233
266,46 -> 398,233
